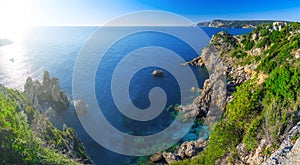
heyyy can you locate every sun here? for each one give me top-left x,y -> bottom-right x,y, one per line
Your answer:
0,0 -> 31,41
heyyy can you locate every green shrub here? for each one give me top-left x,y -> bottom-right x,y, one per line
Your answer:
0,88 -> 82,164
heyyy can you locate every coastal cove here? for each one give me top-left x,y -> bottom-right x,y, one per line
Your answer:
0,26 -> 252,164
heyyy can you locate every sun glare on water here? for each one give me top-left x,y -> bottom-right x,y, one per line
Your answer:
0,0 -> 33,90
0,0 -> 31,42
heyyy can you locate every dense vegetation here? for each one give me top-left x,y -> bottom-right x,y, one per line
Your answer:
174,22 -> 300,164
0,86 -> 90,164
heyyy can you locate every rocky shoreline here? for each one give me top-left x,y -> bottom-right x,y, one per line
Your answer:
150,37 -> 253,164
150,25 -> 300,164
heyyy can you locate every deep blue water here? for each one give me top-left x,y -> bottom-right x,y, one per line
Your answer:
0,26 -> 252,164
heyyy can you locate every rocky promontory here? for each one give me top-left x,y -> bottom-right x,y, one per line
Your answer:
0,84 -> 91,164
24,71 -> 69,111
197,19 -> 282,28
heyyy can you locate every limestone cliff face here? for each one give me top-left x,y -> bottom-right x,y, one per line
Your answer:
179,31 -> 254,124
24,71 -> 69,111
261,122 -> 300,165
179,45 -> 227,124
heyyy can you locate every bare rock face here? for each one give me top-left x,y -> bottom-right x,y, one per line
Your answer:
283,138 -> 300,165
24,71 -> 69,111
178,45 -> 227,124
246,139 -> 268,164
233,122 -> 300,165
262,122 -> 300,165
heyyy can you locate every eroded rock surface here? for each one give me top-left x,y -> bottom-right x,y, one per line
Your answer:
24,71 -> 69,111
262,122 -> 300,165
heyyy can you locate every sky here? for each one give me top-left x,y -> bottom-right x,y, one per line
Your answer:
1,0 -> 300,26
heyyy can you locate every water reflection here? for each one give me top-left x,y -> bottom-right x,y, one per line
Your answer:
0,43 -> 31,90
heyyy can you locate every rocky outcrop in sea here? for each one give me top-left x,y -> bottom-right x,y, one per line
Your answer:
24,71 -> 69,111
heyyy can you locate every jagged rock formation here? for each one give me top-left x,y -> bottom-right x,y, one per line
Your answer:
179,31 -> 254,123
178,45 -> 227,122
24,71 -> 69,111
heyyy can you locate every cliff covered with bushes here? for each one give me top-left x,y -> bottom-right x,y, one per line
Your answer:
0,74 -> 91,164
172,22 -> 300,164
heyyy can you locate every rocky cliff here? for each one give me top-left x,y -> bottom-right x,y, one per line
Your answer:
152,22 -> 300,165
0,70 -> 92,164
24,71 -> 69,111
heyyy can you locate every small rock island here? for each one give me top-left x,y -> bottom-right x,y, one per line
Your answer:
152,69 -> 164,77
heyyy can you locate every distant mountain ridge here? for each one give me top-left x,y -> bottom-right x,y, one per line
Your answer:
198,19 -> 289,28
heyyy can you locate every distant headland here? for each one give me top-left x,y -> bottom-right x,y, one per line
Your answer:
197,19 -> 290,28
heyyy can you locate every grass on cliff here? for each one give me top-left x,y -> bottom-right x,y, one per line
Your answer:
174,22 -> 300,164
0,87 -> 84,164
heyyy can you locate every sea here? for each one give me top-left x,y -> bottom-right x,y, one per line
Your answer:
0,26 -> 252,164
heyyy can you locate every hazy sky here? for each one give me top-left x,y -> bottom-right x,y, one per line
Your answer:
1,0 -> 300,26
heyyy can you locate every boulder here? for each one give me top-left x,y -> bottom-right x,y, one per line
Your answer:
152,69 -> 164,77
74,99 -> 88,115
292,49 -> 300,59
162,152 -> 177,164
176,141 -> 196,159
150,152 -> 163,163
